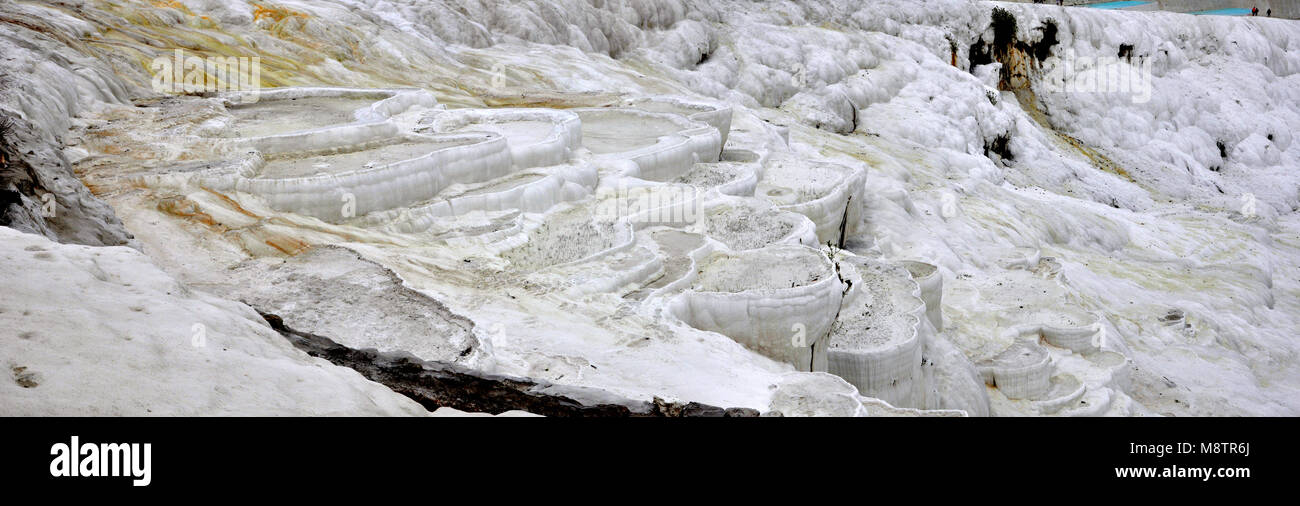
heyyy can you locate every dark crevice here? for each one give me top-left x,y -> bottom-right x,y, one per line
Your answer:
837,195 -> 851,250
0,115 -> 38,228
1034,19 -> 1059,62
1118,43 -> 1134,62
258,311 -> 762,417
984,132 -> 1015,162
850,98 -> 859,131
968,41 -> 993,73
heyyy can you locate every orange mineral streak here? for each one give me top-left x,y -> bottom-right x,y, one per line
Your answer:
200,187 -> 262,220
149,1 -> 188,11
157,196 -> 219,227
264,236 -> 311,256
252,4 -> 309,23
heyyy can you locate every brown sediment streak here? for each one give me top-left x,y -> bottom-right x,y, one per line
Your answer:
200,186 -> 261,219
157,195 -> 218,226
264,236 -> 310,256
1012,88 -> 1136,183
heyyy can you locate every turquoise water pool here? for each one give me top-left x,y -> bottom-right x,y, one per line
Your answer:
1190,8 -> 1253,16
1086,1 -> 1153,9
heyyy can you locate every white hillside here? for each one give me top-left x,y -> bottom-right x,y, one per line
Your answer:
0,0 -> 1297,416
0,227 -> 425,416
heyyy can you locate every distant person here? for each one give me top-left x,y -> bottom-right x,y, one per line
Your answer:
1251,6 -> 1258,16
1267,8 -> 1271,16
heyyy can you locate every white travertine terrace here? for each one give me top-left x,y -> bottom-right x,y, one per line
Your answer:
858,397 -> 968,417
254,134 -> 481,179
89,81 -> 987,413
675,160 -> 760,196
944,253 -> 1136,414
204,91 -> 603,224
200,87 -> 550,222
630,228 -> 712,299
595,183 -> 707,229
572,108 -> 722,182
234,131 -> 511,222
498,203 -> 632,272
417,108 -> 583,170
767,372 -> 966,417
756,153 -> 866,243
344,108 -> 596,230
901,260 -> 944,331
44,74 -> 1124,416
977,338 -> 1054,399
217,87 -> 438,155
1003,312 -> 1104,354
668,245 -> 844,371
1031,374 -> 1086,415
622,96 -> 735,153
371,164 -> 597,232
827,256 -> 927,407
702,198 -> 818,250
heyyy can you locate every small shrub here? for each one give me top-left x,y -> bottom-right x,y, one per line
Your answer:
992,7 -> 1017,48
